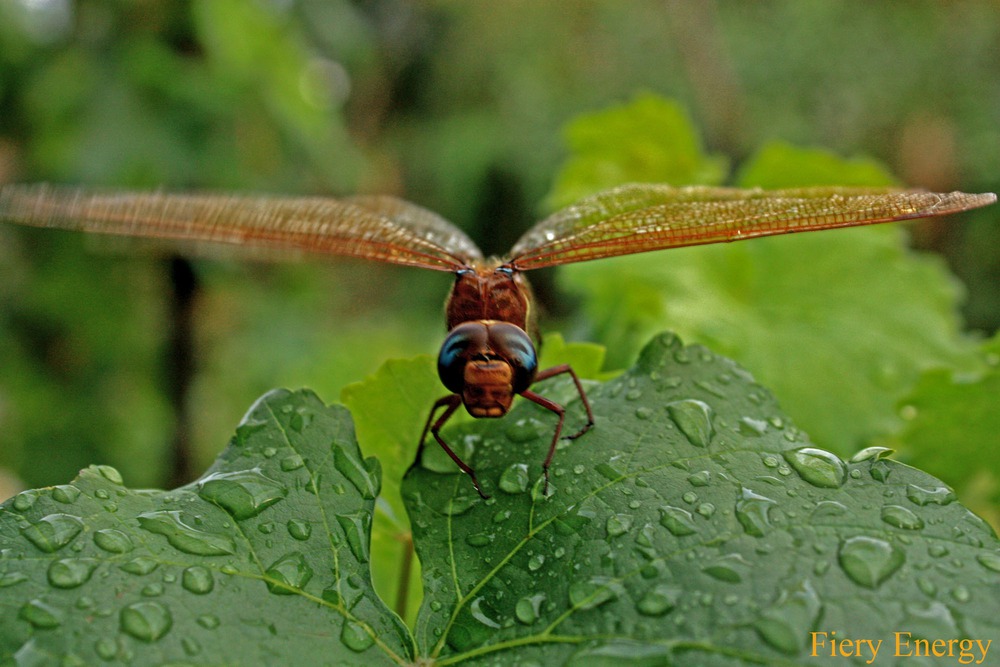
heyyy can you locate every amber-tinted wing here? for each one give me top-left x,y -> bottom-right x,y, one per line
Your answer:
0,184 -> 483,272
507,184 -> 997,270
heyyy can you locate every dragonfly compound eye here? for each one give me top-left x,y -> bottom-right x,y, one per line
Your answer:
486,322 -> 538,393
438,322 -> 490,393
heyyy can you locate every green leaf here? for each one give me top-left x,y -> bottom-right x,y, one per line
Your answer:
0,389 -> 412,665
546,93 -> 727,210
404,333 -> 1000,665
887,332 -> 1000,529
737,141 -> 897,189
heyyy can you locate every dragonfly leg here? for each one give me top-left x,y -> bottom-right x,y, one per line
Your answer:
520,389 -> 567,495
533,364 -> 595,440
417,394 -> 490,499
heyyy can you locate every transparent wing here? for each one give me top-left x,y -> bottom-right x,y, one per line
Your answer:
507,184 -> 996,270
0,184 -> 483,272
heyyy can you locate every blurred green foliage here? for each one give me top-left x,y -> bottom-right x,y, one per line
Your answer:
0,1 -> 997,531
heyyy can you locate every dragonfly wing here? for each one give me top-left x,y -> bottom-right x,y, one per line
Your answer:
507,183 -> 996,270
0,184 -> 482,272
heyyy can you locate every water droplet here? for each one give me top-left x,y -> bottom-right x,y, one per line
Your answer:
465,532 -> 494,548
12,490 -> 39,512
976,551 -> 1000,573
280,454 -> 305,471
636,584 -> 679,617
738,417 -> 768,436
515,593 -> 546,624
0,572 -> 28,588
606,513 -> 633,538
265,552 -> 313,594
527,554 -> 546,571
783,448 -> 846,488
95,465 -> 124,485
470,596 -> 501,629
753,580 -> 822,654
881,505 -> 924,530
905,484 -> 956,506
51,485 -> 81,504
21,513 -> 84,553
499,463 -> 530,494
336,512 -> 371,562
198,469 -> 287,520
569,578 -> 620,610
19,599 -> 62,628
736,487 -> 776,537
142,582 -> 164,597
811,500 -> 847,519
285,518 -> 312,541
838,536 -> 904,588
120,557 -> 159,576
47,558 -> 99,589
182,566 -> 214,595
696,503 -> 716,518
951,585 -> 970,603
196,614 -> 220,629
702,554 -> 748,583
850,446 -> 894,462
506,417 -> 544,443
659,505 -> 696,536
666,399 -> 714,448
493,509 -> 512,524
635,406 -> 653,420
94,638 -> 119,660
687,470 -> 711,487
137,511 -> 235,556
93,529 -> 134,554
120,601 -> 172,642
340,620 -> 374,652
333,448 -> 380,499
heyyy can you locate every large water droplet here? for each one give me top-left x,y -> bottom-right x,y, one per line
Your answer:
666,400 -> 714,448
702,554 -> 749,583
137,511 -> 235,556
182,566 -> 214,595
465,532 -> 494,548
905,484 -> 956,506
12,490 -> 39,512
19,599 -> 62,628
976,551 -> 1000,573
838,536 -> 904,588
635,584 -> 679,617
198,469 -> 287,520
735,487 -> 776,537
95,465 -> 124,485
21,513 -> 84,553
0,572 -> 28,588
881,505 -> 924,530
783,448 -> 846,488
265,552 -> 313,594
754,580 -> 822,654
340,620 -> 375,652
51,485 -> 81,504
336,512 -> 371,563
499,463 -> 530,494
120,601 -> 172,642
47,558 -> 98,589
287,519 -> 312,541
120,557 -> 159,576
333,448 -> 380,499
93,529 -> 134,554
606,513 -> 634,538
659,505 -> 697,536
515,593 -> 546,625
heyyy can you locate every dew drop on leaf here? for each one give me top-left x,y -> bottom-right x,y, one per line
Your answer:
94,465 -> 124,485
635,584 -> 679,617
606,513 -> 633,538
880,505 -> 924,530
264,552 -> 313,595
515,593 -> 546,625
465,532 -> 494,547
753,580 -> 822,654
499,463 -> 530,494
94,637 -> 119,660
838,536 -> 904,588
93,529 -> 134,554
21,514 -> 84,553
137,511 -> 236,556
340,620 -> 375,652
197,469 -> 287,520
120,557 -> 158,576
47,558 -> 98,589
569,578 -> 619,610
181,566 -> 214,595
286,519 -> 312,541
19,599 -> 62,628
51,485 -> 81,504
335,512 -> 371,562
735,487 -> 776,537
666,399 -> 714,448
280,454 -> 305,471
905,484 -> 956,506
12,490 -> 39,512
976,551 -> 1000,573
120,601 -> 173,642
333,447 -> 380,499
658,505 -> 697,536
527,553 -> 546,571
783,448 -> 847,488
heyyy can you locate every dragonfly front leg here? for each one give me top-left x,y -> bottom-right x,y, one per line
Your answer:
533,364 -> 595,440
417,394 -> 490,499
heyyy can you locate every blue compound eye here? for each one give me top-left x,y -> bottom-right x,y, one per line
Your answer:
438,322 -> 488,393
487,323 -> 537,393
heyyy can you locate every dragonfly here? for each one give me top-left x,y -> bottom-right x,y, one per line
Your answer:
0,183 -> 995,497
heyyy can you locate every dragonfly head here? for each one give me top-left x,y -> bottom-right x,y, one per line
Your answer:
438,320 -> 538,419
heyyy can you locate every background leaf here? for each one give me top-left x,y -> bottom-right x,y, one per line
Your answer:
0,389 -> 412,665
404,333 -> 1000,665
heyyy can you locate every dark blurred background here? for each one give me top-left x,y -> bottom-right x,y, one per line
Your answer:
0,0 -> 997,495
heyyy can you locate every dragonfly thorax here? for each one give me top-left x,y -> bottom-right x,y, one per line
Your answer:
437,320 -> 538,418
